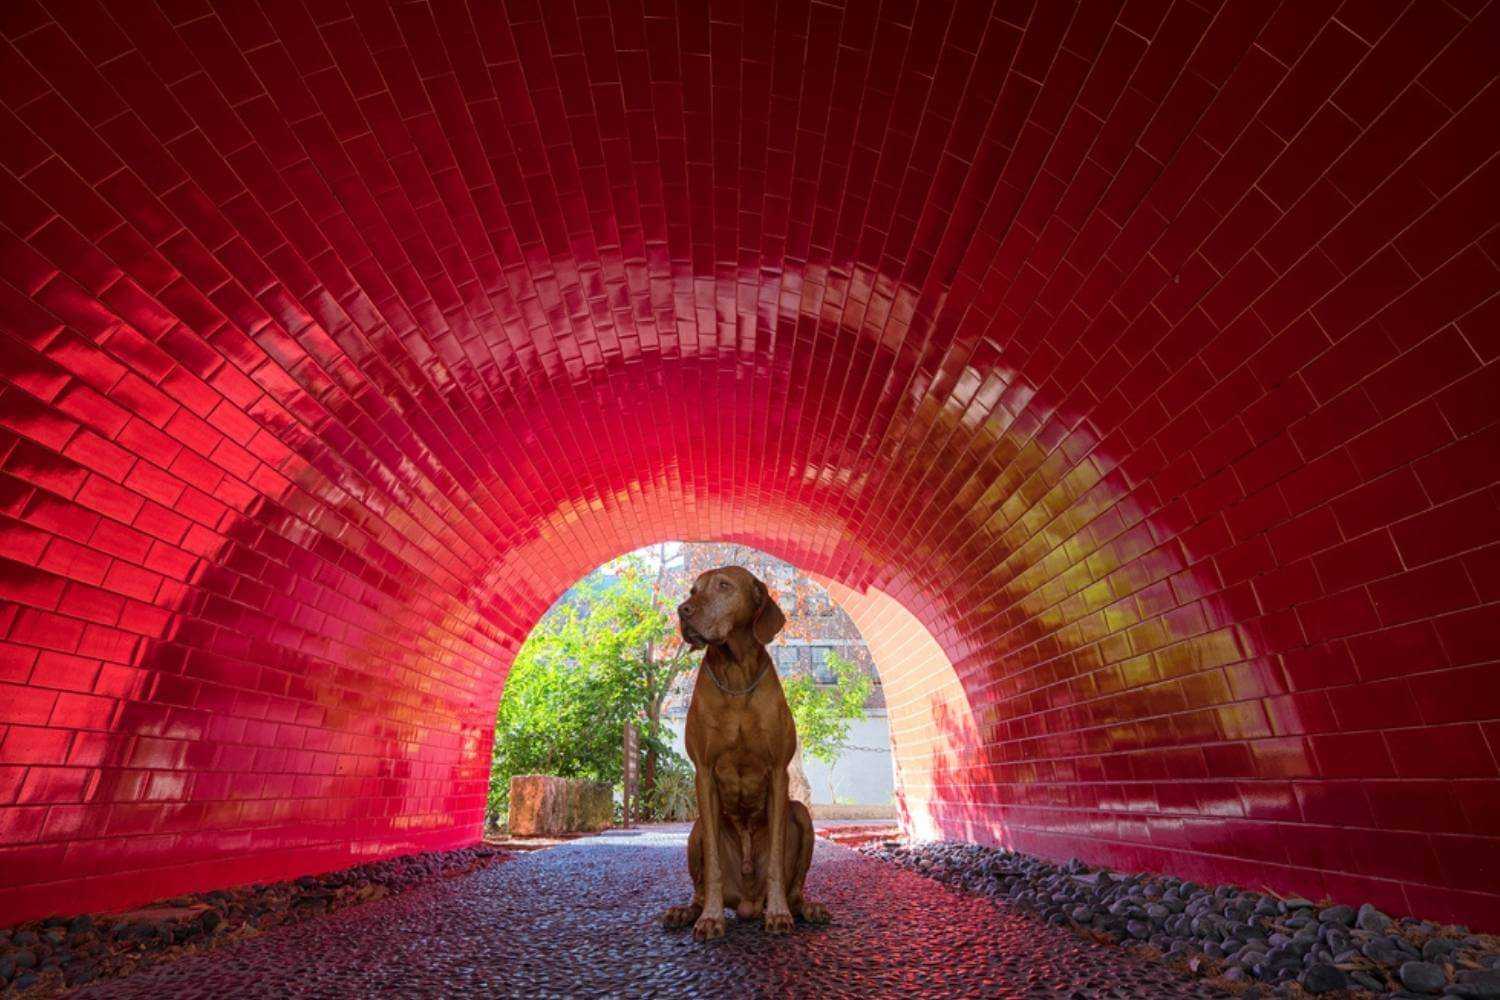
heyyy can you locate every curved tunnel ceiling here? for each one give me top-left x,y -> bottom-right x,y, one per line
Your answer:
1,0 -> 1498,925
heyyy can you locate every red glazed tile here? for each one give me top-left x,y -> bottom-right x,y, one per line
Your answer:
0,0 -> 1495,931
1386,724 -> 1499,779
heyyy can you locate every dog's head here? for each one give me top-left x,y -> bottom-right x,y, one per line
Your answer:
677,565 -> 785,651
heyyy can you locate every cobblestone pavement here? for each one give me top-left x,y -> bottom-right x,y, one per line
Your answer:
75,826 -> 1231,999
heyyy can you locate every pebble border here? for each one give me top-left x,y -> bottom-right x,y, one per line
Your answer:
860,841 -> 1500,999
0,845 -> 508,998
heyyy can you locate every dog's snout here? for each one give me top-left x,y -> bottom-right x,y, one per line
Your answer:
678,601 -> 693,619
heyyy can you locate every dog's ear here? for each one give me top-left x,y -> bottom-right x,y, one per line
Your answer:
752,579 -> 785,644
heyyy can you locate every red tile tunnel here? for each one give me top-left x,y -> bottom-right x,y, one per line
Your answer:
1,0 -> 1498,929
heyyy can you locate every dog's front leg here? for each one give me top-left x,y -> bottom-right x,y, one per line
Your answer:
763,764 -> 794,933
692,765 -> 726,940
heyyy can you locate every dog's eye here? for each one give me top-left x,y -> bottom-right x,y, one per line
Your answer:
718,580 -> 730,590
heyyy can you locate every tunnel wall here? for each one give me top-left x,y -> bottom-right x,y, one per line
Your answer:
822,579 -> 983,841
1,1 -> 1498,927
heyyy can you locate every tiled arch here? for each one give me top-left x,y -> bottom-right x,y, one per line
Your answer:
1,0 -> 1498,928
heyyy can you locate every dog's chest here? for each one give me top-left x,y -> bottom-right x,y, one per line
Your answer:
704,701 -> 766,752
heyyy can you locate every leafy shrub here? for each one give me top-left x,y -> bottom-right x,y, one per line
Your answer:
642,759 -> 697,821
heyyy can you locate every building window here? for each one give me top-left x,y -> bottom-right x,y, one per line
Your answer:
809,646 -> 835,684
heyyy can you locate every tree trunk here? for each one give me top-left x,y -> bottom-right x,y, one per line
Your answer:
642,699 -> 661,816
643,746 -> 658,814
788,735 -> 814,805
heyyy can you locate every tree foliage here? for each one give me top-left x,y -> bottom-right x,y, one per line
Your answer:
488,555 -> 694,826
782,649 -> 873,766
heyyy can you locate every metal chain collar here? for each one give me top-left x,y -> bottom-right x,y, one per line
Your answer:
702,657 -> 772,696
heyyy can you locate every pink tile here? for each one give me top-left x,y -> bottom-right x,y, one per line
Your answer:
0,0 -> 1494,932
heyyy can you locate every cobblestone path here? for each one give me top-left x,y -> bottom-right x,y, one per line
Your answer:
77,827 -> 1229,998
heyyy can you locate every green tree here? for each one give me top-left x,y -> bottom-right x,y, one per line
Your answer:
782,649 -> 873,800
488,552 -> 694,827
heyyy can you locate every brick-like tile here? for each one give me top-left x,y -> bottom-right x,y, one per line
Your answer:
0,0 -> 1496,930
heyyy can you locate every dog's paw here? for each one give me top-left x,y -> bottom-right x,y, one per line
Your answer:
800,900 -> 831,924
692,912 -> 726,940
764,907 -> 794,935
663,904 -> 700,929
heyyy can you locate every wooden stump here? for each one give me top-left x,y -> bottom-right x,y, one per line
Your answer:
510,775 -> 613,835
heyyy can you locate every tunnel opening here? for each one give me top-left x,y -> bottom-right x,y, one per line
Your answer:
484,541 -> 930,835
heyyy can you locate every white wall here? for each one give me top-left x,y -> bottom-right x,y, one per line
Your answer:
663,711 -> 895,806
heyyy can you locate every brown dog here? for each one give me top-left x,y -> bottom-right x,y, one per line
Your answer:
663,565 -> 831,938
